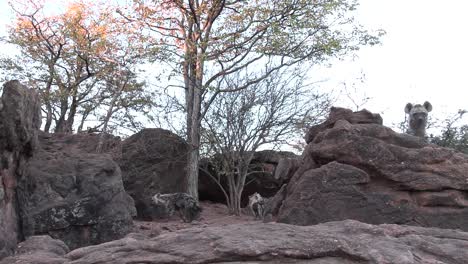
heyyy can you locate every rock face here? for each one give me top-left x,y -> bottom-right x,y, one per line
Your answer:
4,220 -> 468,263
120,128 -> 189,220
304,107 -> 383,144
0,80 -> 41,258
16,132 -> 136,250
277,107 -> 468,231
0,235 -> 69,264
199,150 -> 298,206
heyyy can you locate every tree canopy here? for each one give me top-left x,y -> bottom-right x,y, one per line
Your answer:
1,0 -> 384,201
1,0 -> 154,134
122,0 -> 384,199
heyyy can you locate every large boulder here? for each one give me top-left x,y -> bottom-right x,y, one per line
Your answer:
277,107 -> 468,231
0,81 -> 41,258
4,220 -> 468,263
198,150 -> 298,206
304,107 -> 383,144
0,235 -> 69,264
120,128 -> 189,220
17,132 -> 136,250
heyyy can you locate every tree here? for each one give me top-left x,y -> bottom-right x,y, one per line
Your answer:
200,68 -> 330,215
2,0 -> 153,133
430,110 -> 468,154
125,0 -> 384,200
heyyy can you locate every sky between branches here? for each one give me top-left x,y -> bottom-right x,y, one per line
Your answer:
0,0 -> 466,134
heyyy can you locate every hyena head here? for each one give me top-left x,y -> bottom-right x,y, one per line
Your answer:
249,192 -> 262,204
404,101 -> 432,137
152,193 -> 167,205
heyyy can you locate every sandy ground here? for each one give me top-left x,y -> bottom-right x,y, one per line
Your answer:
133,201 -> 258,237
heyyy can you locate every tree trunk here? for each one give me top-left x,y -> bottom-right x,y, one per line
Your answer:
97,82 -> 124,153
186,85 -> 201,200
44,104 -> 53,133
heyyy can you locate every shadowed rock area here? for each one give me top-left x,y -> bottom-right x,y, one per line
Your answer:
0,81 -> 136,254
120,128 -> 189,220
17,132 -> 136,250
0,235 -> 69,264
0,80 -> 41,258
199,150 -> 298,206
276,107 -> 468,230
3,220 -> 468,264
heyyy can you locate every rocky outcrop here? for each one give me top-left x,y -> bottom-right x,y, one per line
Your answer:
56,132 -> 123,161
304,107 -> 383,144
273,156 -> 301,182
120,128 -> 189,220
276,107 -> 468,231
0,235 -> 69,264
0,80 -> 41,258
199,150 -> 298,206
16,132 -> 136,250
4,220 -> 468,263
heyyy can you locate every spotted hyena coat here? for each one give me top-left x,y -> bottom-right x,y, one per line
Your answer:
248,192 -> 265,220
152,193 -> 202,223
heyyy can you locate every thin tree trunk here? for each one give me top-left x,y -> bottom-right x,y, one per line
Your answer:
97,81 -> 125,153
185,28 -> 203,201
43,67 -> 56,133
44,103 -> 53,133
187,88 -> 201,200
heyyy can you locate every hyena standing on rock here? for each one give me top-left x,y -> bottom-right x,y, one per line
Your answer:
248,192 -> 265,220
152,193 -> 202,223
404,101 -> 432,138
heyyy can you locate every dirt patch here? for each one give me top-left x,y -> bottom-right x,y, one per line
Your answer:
133,201 -> 258,237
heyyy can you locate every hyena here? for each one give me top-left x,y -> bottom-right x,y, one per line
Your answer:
248,192 -> 265,220
152,193 -> 202,223
404,101 -> 432,138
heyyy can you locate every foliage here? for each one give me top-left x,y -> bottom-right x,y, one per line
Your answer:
429,110 -> 468,154
124,0 -> 384,200
200,68 -> 331,214
1,0 -> 154,133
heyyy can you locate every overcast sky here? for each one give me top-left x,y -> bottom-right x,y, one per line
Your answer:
321,0 -> 468,131
0,0 -> 466,133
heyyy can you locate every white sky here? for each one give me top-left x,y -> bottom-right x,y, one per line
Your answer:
319,0 -> 468,131
0,0 -> 466,133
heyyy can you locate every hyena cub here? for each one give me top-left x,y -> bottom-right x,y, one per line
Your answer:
404,101 -> 432,138
248,192 -> 265,220
152,193 -> 202,223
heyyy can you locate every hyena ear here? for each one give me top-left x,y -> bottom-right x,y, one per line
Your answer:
404,103 -> 413,114
423,101 -> 432,112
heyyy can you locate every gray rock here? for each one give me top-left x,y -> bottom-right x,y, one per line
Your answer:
120,128 -> 189,220
0,235 -> 68,264
0,80 -> 41,258
273,157 -> 301,182
17,132 -> 136,250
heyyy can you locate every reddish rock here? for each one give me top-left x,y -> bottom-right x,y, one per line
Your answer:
5,220 -> 468,263
277,109 -> 468,231
305,107 -> 383,144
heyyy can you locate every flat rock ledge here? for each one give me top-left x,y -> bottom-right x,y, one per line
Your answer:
2,220 -> 468,264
